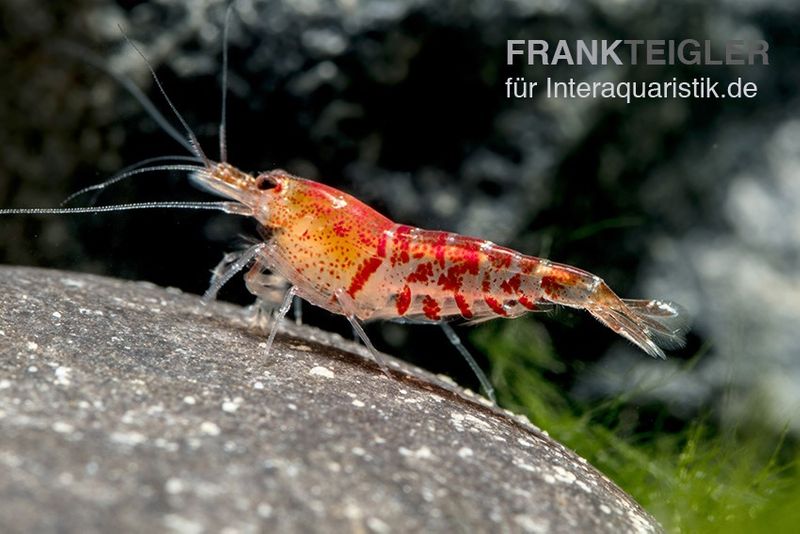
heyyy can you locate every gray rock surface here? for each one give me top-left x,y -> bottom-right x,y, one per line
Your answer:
0,266 -> 660,533
4,0 -> 800,434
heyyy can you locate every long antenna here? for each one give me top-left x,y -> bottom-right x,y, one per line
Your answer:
0,201 -> 246,216
219,2 -> 236,163
119,25 -> 211,167
59,43 -> 197,155
61,160 -> 205,206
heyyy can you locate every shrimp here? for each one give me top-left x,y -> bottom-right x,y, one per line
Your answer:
195,165 -> 688,361
0,10 -> 688,404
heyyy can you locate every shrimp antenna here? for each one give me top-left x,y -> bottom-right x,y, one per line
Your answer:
58,42 -> 197,156
61,156 -> 203,206
0,201 -> 249,217
219,2 -> 236,163
118,25 -> 211,168
61,156 -> 204,206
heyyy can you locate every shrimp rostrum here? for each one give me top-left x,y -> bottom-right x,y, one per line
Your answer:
0,16 -> 688,404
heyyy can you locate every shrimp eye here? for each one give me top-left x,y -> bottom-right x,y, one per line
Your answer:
255,175 -> 278,191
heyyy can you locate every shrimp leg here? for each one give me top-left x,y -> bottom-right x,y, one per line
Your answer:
293,297 -> 303,326
262,286 -> 297,357
203,243 -> 266,303
334,288 -> 391,377
440,323 -> 496,404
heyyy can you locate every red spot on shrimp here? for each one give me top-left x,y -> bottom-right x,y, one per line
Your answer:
422,295 -> 441,321
348,257 -> 383,297
377,231 -> 388,258
518,295 -> 538,310
396,285 -> 411,315
390,225 -> 412,266
484,295 -> 507,316
434,233 -> 447,268
394,226 -> 411,249
482,272 -> 492,293
500,274 -> 522,294
333,220 -> 349,237
520,257 -> 538,274
463,247 -> 480,275
454,293 -> 473,319
437,266 -> 463,292
407,262 -> 434,283
541,276 -> 562,297
489,249 -> 512,269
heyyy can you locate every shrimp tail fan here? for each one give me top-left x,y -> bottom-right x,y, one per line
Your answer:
589,299 -> 690,359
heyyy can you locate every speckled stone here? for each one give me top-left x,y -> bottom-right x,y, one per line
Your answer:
0,266 -> 661,533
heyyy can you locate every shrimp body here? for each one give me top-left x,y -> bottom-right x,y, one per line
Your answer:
198,163 -> 687,359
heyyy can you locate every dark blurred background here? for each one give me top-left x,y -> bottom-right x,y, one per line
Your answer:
1,0 -> 799,434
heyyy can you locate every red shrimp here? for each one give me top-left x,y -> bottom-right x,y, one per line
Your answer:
196,164 -> 688,365
0,12 -> 688,404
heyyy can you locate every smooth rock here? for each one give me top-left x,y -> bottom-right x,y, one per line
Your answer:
0,266 -> 661,533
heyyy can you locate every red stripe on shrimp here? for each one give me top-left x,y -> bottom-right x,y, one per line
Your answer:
377,231 -> 388,258
454,293 -> 473,319
518,295 -> 538,310
434,232 -> 447,268
463,243 -> 480,275
396,285 -> 411,315
390,225 -> 412,266
348,256 -> 383,297
483,295 -> 507,316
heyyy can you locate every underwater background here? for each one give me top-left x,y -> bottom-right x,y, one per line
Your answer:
2,1 -> 799,530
